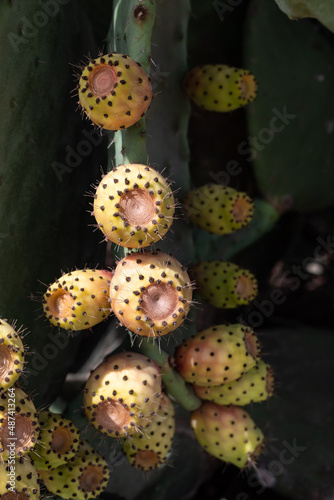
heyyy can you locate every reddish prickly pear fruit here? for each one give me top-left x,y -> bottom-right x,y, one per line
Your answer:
110,250 -> 193,337
183,184 -> 254,235
121,393 -> 175,471
194,360 -> 274,406
190,260 -> 258,309
184,64 -> 257,112
84,352 -> 162,438
77,53 -> 153,130
42,269 -> 113,331
0,318 -> 25,393
93,164 -> 175,248
174,324 -> 260,386
38,440 -> 111,500
0,456 -> 40,500
190,403 -> 264,468
0,387 -> 40,460
29,411 -> 80,470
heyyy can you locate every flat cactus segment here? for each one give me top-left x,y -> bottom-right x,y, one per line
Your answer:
121,393 -> 175,470
183,184 -> 254,235
38,440 -> 111,500
0,318 -> 25,394
42,269 -> 113,331
184,65 -> 257,112
275,0 -> 334,34
93,164 -> 175,248
110,250 -> 193,337
0,388 -> 39,461
29,411 -> 80,470
174,324 -> 261,386
190,403 -> 264,468
83,351 -> 162,438
190,260 -> 258,308
0,456 -> 40,500
77,53 -> 152,131
194,360 -> 274,406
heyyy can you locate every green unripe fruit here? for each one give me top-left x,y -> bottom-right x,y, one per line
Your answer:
0,319 -> 25,394
42,269 -> 113,331
184,64 -> 257,112
121,393 -> 175,470
175,324 -> 261,386
29,411 -> 80,470
84,352 -> 162,438
0,456 -> 40,500
191,403 -> 264,468
194,360 -> 274,406
77,53 -> 152,130
93,164 -> 175,248
190,260 -> 258,308
183,184 -> 254,235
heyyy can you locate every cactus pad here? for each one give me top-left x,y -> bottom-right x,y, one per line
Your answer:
194,360 -> 274,406
29,411 -> 80,470
77,53 -> 152,130
190,403 -> 264,468
183,184 -> 254,235
42,269 -> 113,331
0,456 -> 40,500
110,250 -> 193,337
0,318 -> 25,394
38,440 -> 111,500
0,388 -> 39,460
183,65 -> 257,112
191,260 -> 258,308
93,164 -> 175,248
175,324 -> 260,386
84,351 -> 162,438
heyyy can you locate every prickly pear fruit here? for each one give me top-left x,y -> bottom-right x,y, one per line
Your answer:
184,64 -> 257,112
174,324 -> 260,386
29,411 -> 80,470
194,360 -> 274,406
183,184 -> 254,235
77,53 -> 152,130
42,269 -> 113,331
0,318 -> 25,394
121,393 -> 175,471
0,456 -> 40,500
110,250 -> 193,337
38,440 -> 111,500
0,387 -> 39,460
84,352 -> 161,438
190,260 -> 258,309
93,164 -> 175,248
190,403 -> 264,468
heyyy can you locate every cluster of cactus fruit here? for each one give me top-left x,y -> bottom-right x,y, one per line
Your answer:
1,14 -> 272,497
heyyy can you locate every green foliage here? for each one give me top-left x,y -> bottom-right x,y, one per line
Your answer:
275,0 -> 334,34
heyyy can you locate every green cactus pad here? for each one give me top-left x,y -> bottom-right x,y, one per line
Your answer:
191,260 -> 258,308
0,319 -> 25,394
84,351 -> 162,438
184,64 -> 257,112
29,411 -> 80,470
77,53 -> 152,131
121,393 -> 175,471
93,164 -> 175,248
183,184 -> 254,235
110,250 -> 193,337
194,360 -> 274,406
42,269 -> 113,331
38,440 -> 111,500
0,456 -> 40,500
0,388 -> 39,461
174,324 -> 261,386
191,403 -> 264,468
